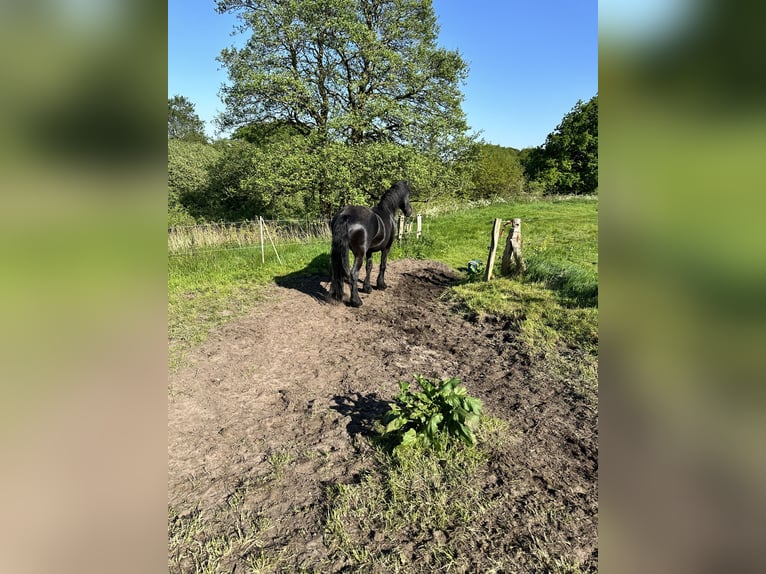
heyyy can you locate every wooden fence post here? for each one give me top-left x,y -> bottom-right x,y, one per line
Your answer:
501,218 -> 526,276
484,218 -> 503,281
398,214 -> 405,240
416,213 -> 422,239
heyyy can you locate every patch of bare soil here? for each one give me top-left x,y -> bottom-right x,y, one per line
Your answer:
168,258 -> 597,572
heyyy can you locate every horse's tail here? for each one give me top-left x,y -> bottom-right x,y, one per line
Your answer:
328,213 -> 349,303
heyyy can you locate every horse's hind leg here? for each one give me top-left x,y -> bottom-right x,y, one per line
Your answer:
362,253 -> 373,294
343,249 -> 351,284
349,250 -> 365,307
376,247 -> 390,290
328,250 -> 345,304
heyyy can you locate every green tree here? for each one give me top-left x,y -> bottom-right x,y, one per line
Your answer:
167,139 -> 221,224
522,94 -> 598,195
168,95 -> 208,143
202,136 -> 468,219
215,0 -> 470,155
231,120 -> 309,146
471,143 -> 525,198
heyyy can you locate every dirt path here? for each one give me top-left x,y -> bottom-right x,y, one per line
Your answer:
168,258 -> 597,572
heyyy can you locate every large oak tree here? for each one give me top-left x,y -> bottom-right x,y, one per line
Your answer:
215,0 -> 470,155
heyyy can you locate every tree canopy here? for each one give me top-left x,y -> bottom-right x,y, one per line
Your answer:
215,0 -> 470,155
168,95 -> 207,143
522,94 -> 598,195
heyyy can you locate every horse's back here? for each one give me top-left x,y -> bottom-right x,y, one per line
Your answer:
333,205 -> 387,252
333,205 -> 377,237
336,205 -> 375,222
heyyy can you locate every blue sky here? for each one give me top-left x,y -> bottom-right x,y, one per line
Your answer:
168,0 -> 597,149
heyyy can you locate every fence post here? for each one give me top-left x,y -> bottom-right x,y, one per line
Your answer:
501,218 -> 526,275
261,218 -> 283,265
484,218 -> 503,281
416,213 -> 422,239
259,216 -> 265,264
398,214 -> 405,241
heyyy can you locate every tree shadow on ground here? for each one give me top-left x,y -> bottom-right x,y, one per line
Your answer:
330,392 -> 391,438
273,253 -> 331,303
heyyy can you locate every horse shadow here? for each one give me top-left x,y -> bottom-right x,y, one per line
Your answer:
273,253 -> 331,303
330,392 -> 391,438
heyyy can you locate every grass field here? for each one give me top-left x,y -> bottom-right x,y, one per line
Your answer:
398,197 -> 598,303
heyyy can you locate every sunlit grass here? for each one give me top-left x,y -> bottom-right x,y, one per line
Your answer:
394,197 -> 598,303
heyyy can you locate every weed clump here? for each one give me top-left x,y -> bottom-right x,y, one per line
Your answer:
380,375 -> 483,454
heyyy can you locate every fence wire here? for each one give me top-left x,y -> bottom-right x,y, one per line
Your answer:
168,219 -> 332,255
167,215 -> 427,256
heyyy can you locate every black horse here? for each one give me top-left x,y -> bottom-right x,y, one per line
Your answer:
327,180 -> 413,307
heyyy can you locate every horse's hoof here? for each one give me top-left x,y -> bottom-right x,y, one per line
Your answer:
362,285 -> 372,294
349,298 -> 362,308
377,283 -> 387,290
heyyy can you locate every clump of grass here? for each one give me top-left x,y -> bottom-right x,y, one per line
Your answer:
450,279 -> 597,357
390,234 -> 439,260
168,504 -> 272,574
325,432 -> 491,571
525,258 -> 598,307
267,449 -> 292,479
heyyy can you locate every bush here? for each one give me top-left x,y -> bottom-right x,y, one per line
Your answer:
167,140 -> 221,219
470,143 -> 526,199
167,204 -> 196,228
167,135 -> 477,222
381,375 -> 483,453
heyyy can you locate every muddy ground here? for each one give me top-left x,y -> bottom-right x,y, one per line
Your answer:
168,258 -> 597,572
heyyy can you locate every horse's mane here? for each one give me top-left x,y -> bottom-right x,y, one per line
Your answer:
376,180 -> 409,213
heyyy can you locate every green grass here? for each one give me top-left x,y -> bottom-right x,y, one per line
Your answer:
395,197 -> 598,304
393,197 -> 598,387
325,418 -> 511,572
168,499 -> 273,574
450,278 -> 598,403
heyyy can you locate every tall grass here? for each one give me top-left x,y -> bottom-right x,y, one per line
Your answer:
168,219 -> 331,254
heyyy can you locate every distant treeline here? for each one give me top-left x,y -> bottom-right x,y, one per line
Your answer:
168,96 -> 597,226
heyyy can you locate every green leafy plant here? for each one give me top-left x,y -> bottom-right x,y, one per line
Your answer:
381,375 -> 483,451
